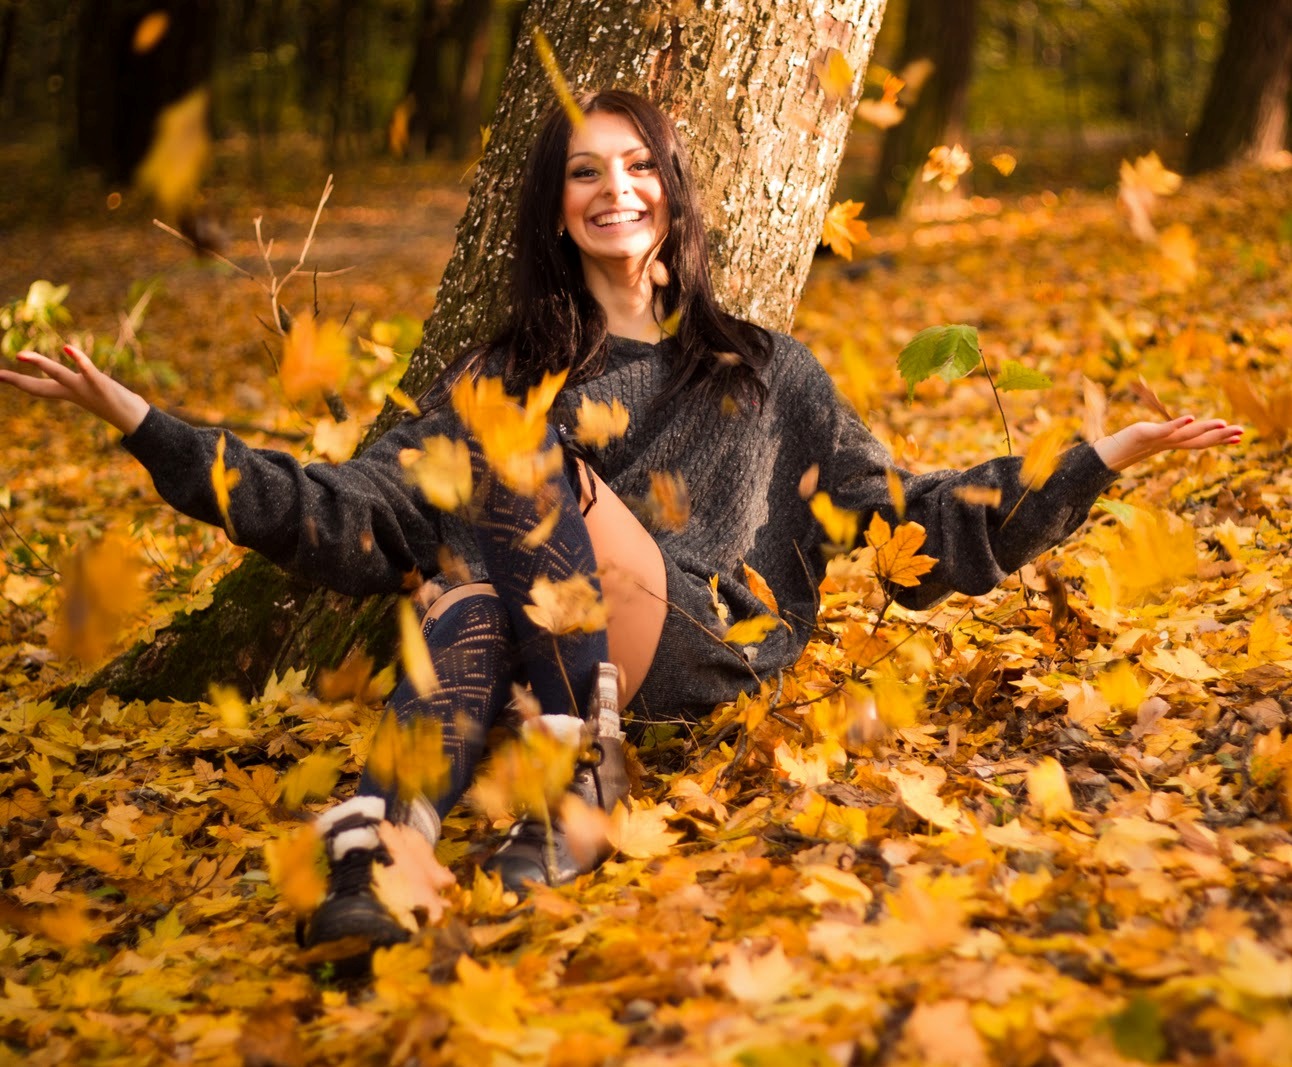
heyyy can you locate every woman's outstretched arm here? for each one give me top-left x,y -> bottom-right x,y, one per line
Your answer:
0,346 -> 453,596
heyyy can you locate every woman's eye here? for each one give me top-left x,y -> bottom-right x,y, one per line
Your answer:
632,159 -> 656,171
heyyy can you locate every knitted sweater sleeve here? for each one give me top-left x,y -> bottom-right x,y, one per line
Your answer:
785,341 -> 1119,609
122,407 -> 445,596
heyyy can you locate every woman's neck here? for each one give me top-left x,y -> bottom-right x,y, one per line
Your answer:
582,258 -> 664,343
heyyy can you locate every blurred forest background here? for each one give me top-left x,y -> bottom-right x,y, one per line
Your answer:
1,0 -> 1288,226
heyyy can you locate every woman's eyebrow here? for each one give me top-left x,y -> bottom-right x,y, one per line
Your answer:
566,145 -> 650,163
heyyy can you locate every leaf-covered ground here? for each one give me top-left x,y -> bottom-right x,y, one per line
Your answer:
3,145 -> 1292,1065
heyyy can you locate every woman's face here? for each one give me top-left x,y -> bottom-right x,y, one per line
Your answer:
561,111 -> 668,273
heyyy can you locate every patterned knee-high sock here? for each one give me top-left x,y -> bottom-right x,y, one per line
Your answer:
471,425 -> 608,717
357,593 -> 515,821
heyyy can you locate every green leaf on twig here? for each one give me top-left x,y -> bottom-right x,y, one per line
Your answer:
995,360 -> 1053,392
897,324 -> 981,399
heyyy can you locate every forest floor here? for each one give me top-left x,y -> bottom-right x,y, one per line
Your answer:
3,140 -> 1292,1065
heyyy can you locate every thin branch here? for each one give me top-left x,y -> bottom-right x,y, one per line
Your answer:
977,344 -> 1013,456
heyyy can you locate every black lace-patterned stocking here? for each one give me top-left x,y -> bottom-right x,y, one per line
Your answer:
470,424 -> 609,717
357,593 -> 514,819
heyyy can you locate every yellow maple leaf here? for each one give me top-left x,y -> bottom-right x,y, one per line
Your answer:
1097,660 -> 1147,710
724,614 -> 780,647
280,316 -> 350,401
533,28 -> 584,131
991,152 -> 1017,176
1019,423 -> 1068,490
815,47 -> 854,102
264,826 -> 326,917
810,491 -> 859,548
134,88 -> 210,215
821,199 -> 870,260
523,573 -> 606,635
399,435 -> 474,512
1026,757 -> 1073,822
856,73 -> 906,129
607,799 -> 682,859
211,432 -> 240,535
574,395 -> 629,447
398,598 -> 438,698
864,514 -> 936,587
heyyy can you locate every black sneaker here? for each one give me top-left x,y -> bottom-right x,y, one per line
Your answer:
483,663 -> 629,893
297,796 -> 410,965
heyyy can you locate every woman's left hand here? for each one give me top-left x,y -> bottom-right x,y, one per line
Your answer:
1093,415 -> 1243,472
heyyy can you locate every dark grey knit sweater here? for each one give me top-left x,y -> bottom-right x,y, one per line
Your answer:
123,331 -> 1117,690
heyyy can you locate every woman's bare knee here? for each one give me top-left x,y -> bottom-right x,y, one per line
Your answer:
421,581 -> 498,623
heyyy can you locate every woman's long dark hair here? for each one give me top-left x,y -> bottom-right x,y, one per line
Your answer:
427,90 -> 771,409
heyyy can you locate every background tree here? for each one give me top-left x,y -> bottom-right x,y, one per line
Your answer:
1186,0 -> 1292,174
867,0 -> 977,217
73,0 -> 888,703
73,0 -> 218,181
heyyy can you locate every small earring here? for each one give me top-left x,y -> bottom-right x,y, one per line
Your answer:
556,222 -> 566,237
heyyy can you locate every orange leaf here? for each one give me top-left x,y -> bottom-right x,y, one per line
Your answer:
211,432 -> 240,534
741,561 -> 780,615
821,199 -> 870,260
280,316 -> 350,401
1020,424 -> 1068,491
533,28 -> 584,130
815,47 -> 854,102
864,514 -> 937,588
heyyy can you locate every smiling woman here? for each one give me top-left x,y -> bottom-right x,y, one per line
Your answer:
0,89 -> 1242,972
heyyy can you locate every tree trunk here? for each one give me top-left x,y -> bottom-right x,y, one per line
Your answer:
867,0 -> 976,218
1186,0 -> 1292,175
74,0 -> 888,705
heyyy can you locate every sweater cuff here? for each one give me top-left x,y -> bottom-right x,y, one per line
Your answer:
121,405 -> 188,465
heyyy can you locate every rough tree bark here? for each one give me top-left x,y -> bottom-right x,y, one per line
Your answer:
867,0 -> 975,218
1186,0 -> 1292,175
73,0 -> 888,704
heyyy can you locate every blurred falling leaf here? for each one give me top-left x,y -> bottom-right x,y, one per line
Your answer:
134,88 -> 211,216
922,144 -> 972,192
372,821 -> 456,933
1130,376 -> 1173,421
1118,151 -> 1181,242
280,317 -> 350,402
533,28 -> 584,130
50,533 -> 147,663
741,561 -> 780,615
398,598 -> 438,698
821,200 -> 870,260
574,396 -> 629,447
1020,424 -> 1069,491
264,826 -> 326,917
885,468 -> 906,521
952,484 -> 1002,508
311,415 -> 360,463
809,491 -> 859,549
279,749 -> 344,809
1158,223 -> 1198,291
815,47 -> 854,103
132,11 -> 170,53
365,709 -> 451,805
643,470 -> 691,531
524,573 -> 607,635
856,74 -> 906,128
991,153 -> 1017,176
452,371 -> 565,494
1083,376 -> 1108,442
1026,757 -> 1074,822
400,435 -> 474,512
211,432 -> 240,534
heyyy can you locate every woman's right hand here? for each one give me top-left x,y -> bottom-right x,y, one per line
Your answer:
0,345 -> 149,435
